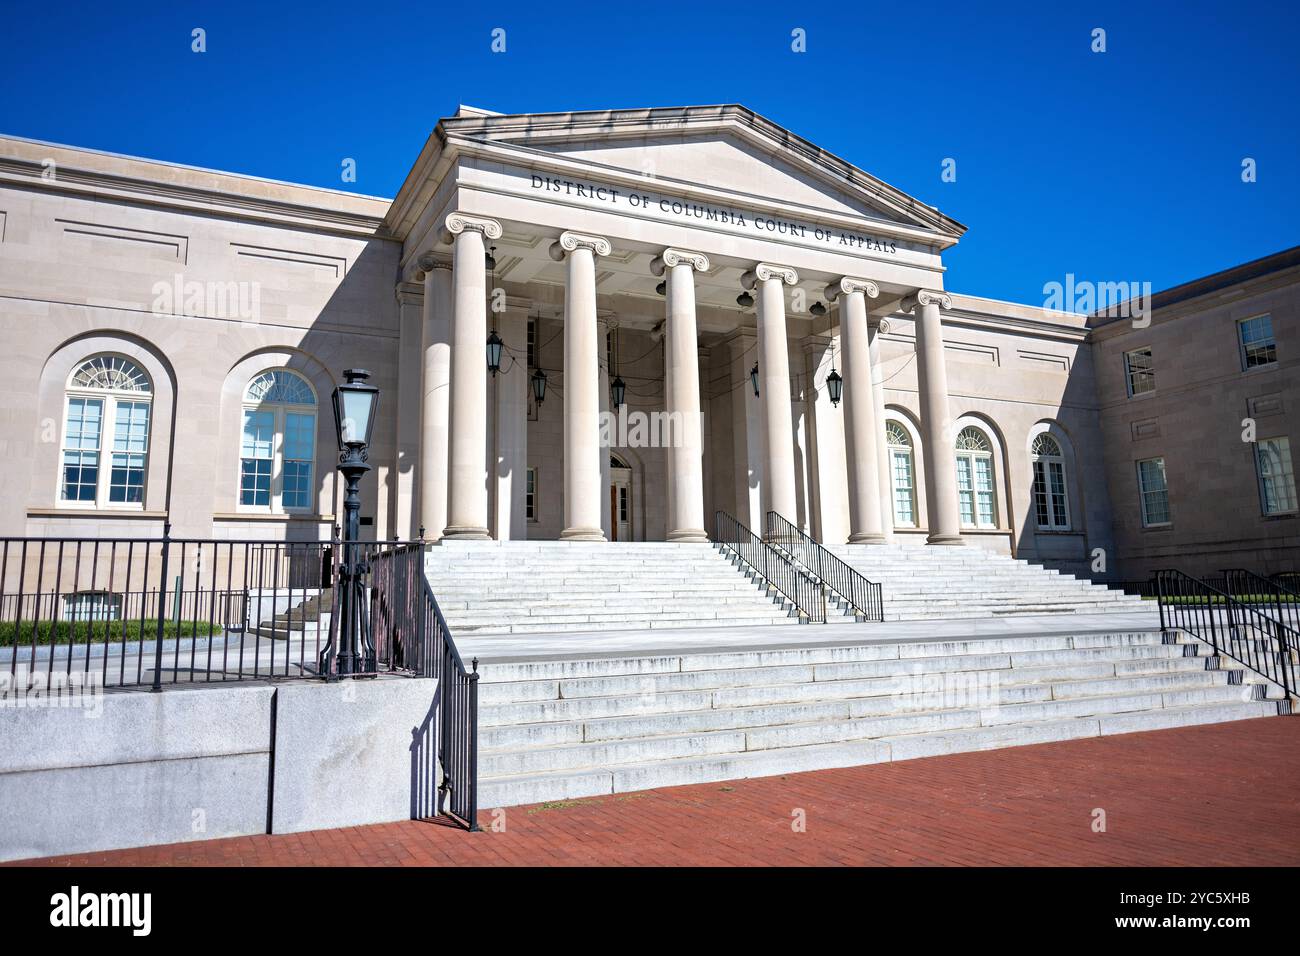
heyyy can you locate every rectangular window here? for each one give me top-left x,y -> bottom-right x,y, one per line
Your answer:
956,457 -> 975,526
108,400 -> 149,503
1256,437 -> 1298,515
240,410 -> 274,507
525,466 -> 536,521
281,412 -> 315,510
1124,347 -> 1155,396
1238,315 -> 1276,369
619,486 -> 629,523
1137,457 -> 1170,526
974,457 -> 995,526
1032,460 -> 1070,530
891,450 -> 915,526
61,397 -> 103,502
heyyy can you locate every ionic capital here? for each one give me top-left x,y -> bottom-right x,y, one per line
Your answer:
417,252 -> 452,274
824,277 -> 880,303
443,212 -> 502,241
549,231 -> 612,260
740,263 -> 799,289
900,289 -> 952,313
651,248 -> 711,276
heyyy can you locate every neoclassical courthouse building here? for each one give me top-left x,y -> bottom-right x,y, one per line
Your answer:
0,105 -> 1295,580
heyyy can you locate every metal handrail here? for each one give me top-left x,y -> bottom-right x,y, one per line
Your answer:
369,542 -> 479,831
714,511 -> 825,623
1155,569 -> 1297,702
1219,568 -> 1300,641
764,511 -> 883,622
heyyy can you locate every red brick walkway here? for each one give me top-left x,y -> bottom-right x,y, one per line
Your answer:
16,718 -> 1300,866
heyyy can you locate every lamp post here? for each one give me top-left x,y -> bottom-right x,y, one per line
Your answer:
324,368 -> 379,678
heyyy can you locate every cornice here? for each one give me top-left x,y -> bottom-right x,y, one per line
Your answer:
0,154 -> 392,240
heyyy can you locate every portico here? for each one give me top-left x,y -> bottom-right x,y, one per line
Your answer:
389,105 -> 967,546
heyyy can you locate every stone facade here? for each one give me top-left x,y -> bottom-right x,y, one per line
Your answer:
0,106 -> 1293,580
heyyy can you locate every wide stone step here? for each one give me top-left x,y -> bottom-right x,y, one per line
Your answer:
476,702 -> 1279,807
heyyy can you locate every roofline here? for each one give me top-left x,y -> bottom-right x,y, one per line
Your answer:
0,133 -> 393,203
1090,244 -> 1300,328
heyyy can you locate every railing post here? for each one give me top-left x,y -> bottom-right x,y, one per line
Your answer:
151,523 -> 171,692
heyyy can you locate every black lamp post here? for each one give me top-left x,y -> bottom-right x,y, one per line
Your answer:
325,368 -> 379,678
531,367 -> 548,406
486,330 -> 503,376
826,367 -> 843,407
750,363 -> 760,398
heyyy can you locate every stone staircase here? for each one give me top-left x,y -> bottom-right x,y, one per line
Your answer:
424,541 -> 802,635
831,544 -> 1147,620
250,591 -> 330,639
474,629 -> 1287,808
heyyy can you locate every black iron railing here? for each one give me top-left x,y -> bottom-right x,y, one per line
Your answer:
1155,569 -> 1297,702
714,511 -> 825,622
1219,568 -> 1300,637
765,511 -> 882,622
369,542 -> 478,830
0,532 -> 433,691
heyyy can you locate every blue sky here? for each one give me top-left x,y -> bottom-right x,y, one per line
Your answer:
1,0 -> 1295,305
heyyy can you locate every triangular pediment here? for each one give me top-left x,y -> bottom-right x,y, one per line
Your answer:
437,105 -> 966,244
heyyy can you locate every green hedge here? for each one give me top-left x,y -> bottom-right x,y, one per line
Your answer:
0,619 -> 223,647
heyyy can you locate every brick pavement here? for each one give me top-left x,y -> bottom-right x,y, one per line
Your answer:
14,717 -> 1300,867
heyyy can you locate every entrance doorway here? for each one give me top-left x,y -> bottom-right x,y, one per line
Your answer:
610,455 -> 632,541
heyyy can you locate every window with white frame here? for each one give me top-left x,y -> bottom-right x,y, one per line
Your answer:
60,355 -> 152,507
1136,457 -> 1171,527
526,466 -> 537,521
1255,437 -> 1297,515
1238,315 -> 1276,369
239,370 -> 317,512
885,421 -> 917,527
1124,347 -> 1155,396
1031,434 -> 1071,530
62,590 -> 123,622
954,426 -> 997,529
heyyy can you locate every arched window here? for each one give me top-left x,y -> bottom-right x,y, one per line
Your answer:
1031,433 -> 1071,530
61,355 -> 152,507
954,426 -> 997,529
885,421 -> 917,527
240,370 -> 316,512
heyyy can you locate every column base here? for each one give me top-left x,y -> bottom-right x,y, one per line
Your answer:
442,525 -> 491,541
848,532 -> 887,545
667,528 -> 710,543
926,532 -> 965,546
559,527 -> 606,542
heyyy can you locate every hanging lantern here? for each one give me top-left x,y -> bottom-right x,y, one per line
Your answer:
826,367 -> 843,407
486,330 -> 503,376
750,363 -> 760,397
485,245 -> 497,271
810,300 -> 827,317
736,290 -> 754,308
531,367 -> 548,406
655,281 -> 666,296
611,375 -> 626,409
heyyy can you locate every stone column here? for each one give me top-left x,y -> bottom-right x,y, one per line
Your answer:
493,311 -> 528,540
394,282 -> 423,539
828,277 -> 886,544
418,255 -> 452,541
550,231 -> 610,541
442,213 -> 501,540
744,263 -> 799,526
902,289 -> 962,545
598,315 -> 612,540
652,248 -> 710,542
868,317 -> 894,539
